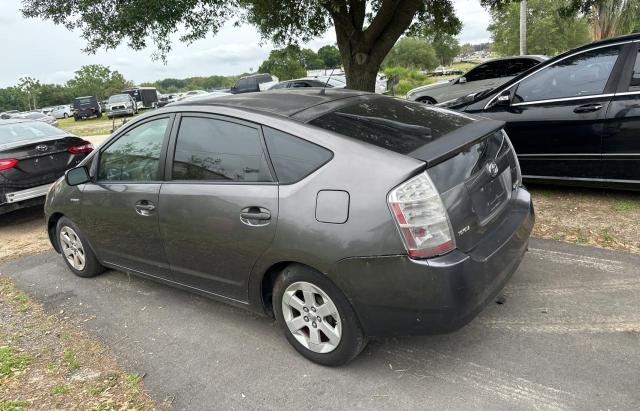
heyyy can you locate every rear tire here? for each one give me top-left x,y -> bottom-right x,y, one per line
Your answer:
273,264 -> 367,366
56,217 -> 104,278
63,113 -> 69,118
417,96 -> 437,105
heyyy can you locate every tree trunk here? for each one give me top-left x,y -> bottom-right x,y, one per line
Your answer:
519,0 -> 527,55
327,0 -> 422,93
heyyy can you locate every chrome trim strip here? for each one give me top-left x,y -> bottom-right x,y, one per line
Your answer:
104,261 -> 250,305
5,183 -> 52,203
523,174 -> 640,184
511,94 -> 615,106
518,153 -> 640,158
613,90 -> 640,97
484,40 -> 634,109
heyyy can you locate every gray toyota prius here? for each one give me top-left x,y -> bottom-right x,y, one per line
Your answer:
45,89 -> 534,366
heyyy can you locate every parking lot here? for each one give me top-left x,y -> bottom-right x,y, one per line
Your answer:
2,238 -> 639,409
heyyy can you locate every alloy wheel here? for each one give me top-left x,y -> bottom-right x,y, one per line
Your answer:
59,226 -> 86,271
281,281 -> 342,353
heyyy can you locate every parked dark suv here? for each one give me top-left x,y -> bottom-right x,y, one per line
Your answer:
73,96 -> 102,120
230,73 -> 277,93
45,89 -> 534,365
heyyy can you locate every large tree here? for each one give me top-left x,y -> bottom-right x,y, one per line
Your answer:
258,46 -> 308,80
22,0 -> 465,92
66,65 -> 133,100
317,45 -> 342,69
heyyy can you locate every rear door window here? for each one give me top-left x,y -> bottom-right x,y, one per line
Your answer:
465,61 -> 506,82
504,59 -> 539,76
172,116 -> 273,182
263,127 -> 332,183
629,48 -> 640,91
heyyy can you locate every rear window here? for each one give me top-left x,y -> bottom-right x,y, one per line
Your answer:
308,98 -> 473,155
0,122 -> 63,144
263,127 -> 332,183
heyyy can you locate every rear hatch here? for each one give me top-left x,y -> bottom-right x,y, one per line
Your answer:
305,95 -> 519,253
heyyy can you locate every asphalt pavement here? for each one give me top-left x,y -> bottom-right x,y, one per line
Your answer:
2,239 -> 639,410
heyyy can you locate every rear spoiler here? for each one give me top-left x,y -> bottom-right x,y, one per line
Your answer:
409,119 -> 505,167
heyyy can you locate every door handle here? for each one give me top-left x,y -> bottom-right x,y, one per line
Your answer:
240,207 -> 271,226
135,200 -> 156,216
574,103 -> 603,113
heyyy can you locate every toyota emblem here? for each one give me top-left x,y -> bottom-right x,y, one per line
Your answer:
36,144 -> 48,152
486,161 -> 499,178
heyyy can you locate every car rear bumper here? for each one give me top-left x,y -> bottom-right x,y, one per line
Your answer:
2,183 -> 52,204
108,108 -> 134,116
329,187 -> 534,338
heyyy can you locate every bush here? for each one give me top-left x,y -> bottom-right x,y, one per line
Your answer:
383,67 -> 434,96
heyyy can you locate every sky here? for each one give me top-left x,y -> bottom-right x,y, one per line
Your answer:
0,0 -> 491,88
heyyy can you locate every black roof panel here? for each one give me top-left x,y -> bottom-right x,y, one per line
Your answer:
171,88 -> 370,118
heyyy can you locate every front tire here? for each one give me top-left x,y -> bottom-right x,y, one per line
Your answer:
63,113 -> 69,118
56,217 -> 104,278
273,264 -> 367,366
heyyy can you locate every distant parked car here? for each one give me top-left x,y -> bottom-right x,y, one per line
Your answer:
41,106 -> 55,115
15,111 -> 58,126
428,67 -> 465,77
446,33 -> 640,191
46,89 -> 533,366
406,56 -> 547,105
157,94 -> 178,107
122,87 -> 159,110
179,90 -> 208,101
269,77 -> 345,89
0,119 -> 93,214
106,94 -> 138,119
49,105 -> 74,119
230,73 -> 279,94
73,96 -> 102,120
167,91 -> 230,106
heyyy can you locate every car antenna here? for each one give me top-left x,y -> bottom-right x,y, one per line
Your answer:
320,67 -> 335,95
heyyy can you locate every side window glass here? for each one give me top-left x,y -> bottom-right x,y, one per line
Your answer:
515,46 -> 620,103
465,62 -> 504,82
172,117 -> 272,182
290,82 -> 310,88
263,127 -> 332,184
504,59 -> 538,77
97,118 -> 168,182
630,49 -> 640,91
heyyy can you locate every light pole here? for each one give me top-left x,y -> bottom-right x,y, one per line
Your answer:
520,0 -> 528,55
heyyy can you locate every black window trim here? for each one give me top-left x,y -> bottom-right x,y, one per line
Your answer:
93,113 -> 175,184
164,112 -> 277,185
261,125 -> 335,185
484,40 -> 636,109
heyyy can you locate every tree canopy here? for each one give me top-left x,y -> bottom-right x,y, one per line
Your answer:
21,0 -> 476,92
258,45 -> 308,80
488,0 -> 590,56
383,37 -> 438,70
317,45 -> 341,69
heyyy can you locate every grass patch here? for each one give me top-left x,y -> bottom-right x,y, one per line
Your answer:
62,349 -> 80,370
383,66 -> 435,96
12,292 -> 30,313
0,346 -> 32,378
0,400 -> 30,411
611,199 -> 640,213
50,384 -> 71,395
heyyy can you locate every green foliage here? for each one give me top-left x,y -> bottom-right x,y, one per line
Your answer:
258,45 -> 308,80
0,400 -> 30,411
430,34 -> 461,66
383,37 -> 438,70
141,75 -> 237,93
383,66 -> 434,96
22,0 -> 462,92
66,65 -> 133,100
317,45 -> 341,68
488,0 -> 591,56
63,348 -> 80,370
0,346 -> 32,378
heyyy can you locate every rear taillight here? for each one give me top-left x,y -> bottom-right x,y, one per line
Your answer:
502,129 -> 522,188
388,172 -> 455,259
0,159 -> 18,171
68,142 -> 94,155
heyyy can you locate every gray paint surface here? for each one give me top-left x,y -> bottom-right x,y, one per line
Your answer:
3,238 -> 639,410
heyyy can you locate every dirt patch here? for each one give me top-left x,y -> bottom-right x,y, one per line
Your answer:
530,185 -> 640,254
0,276 -> 159,410
0,207 -> 50,264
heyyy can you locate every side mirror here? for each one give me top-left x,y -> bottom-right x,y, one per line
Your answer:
65,166 -> 91,186
458,77 -> 467,84
496,90 -> 512,106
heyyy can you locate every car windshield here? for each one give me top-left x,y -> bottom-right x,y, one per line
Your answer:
108,94 -> 130,103
0,121 -> 63,144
